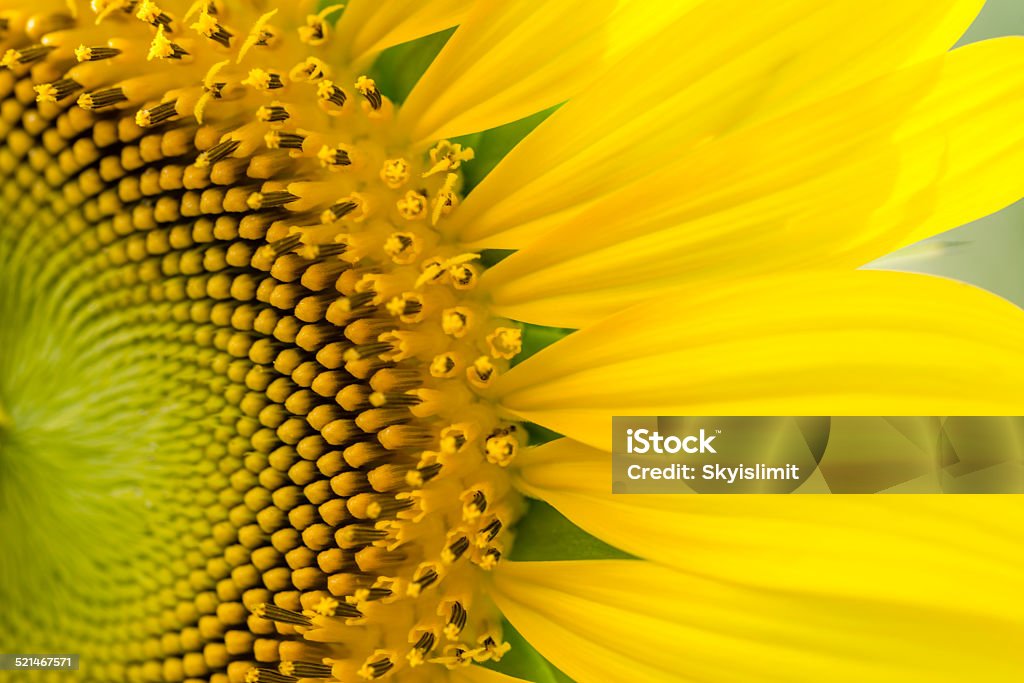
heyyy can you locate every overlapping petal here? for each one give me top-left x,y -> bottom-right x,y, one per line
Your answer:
478,38 -> 1024,327
493,557 -> 1024,682
451,666 -> 532,683
332,0 -> 473,67
495,271 -> 1024,450
514,438 -> 1024,603
450,0 -> 984,248
399,0 -> 702,144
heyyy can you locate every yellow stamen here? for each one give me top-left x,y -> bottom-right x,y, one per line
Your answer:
355,75 -> 382,110
238,9 -> 279,63
243,68 -> 284,92
486,327 -> 522,359
148,25 -> 189,60
135,0 -> 172,29
397,190 -> 428,221
380,158 -> 410,188
423,140 -> 476,178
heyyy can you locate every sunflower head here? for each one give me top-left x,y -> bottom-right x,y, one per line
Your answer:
0,1 -> 530,680
6,1 -> 1024,682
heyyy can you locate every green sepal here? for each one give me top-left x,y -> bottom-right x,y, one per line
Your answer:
508,500 -> 634,562
455,107 -> 558,193
368,29 -> 456,104
514,325 -> 573,367
523,423 -> 562,447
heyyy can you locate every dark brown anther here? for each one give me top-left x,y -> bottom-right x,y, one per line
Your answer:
257,104 -> 290,123
445,536 -> 470,562
479,518 -> 503,542
413,631 -> 436,656
467,490 -> 487,515
78,87 -> 128,110
248,668 -> 298,683
137,2 -> 173,30
317,80 -> 346,107
447,601 -> 468,634
250,191 -> 300,209
320,145 -> 351,167
252,603 -> 312,627
267,131 -> 306,150
321,200 -> 358,222
357,79 -> 382,110
2,44 -> 56,68
136,100 -> 178,127
414,462 -> 442,485
197,139 -> 240,166
75,45 -> 122,61
282,662 -> 332,678
35,78 -> 82,102
412,566 -> 439,591
363,655 -> 393,679
269,233 -> 302,255
197,17 -> 233,47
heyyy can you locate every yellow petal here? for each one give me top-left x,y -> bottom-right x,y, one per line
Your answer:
515,438 -> 1024,597
482,38 -> 1024,327
332,0 -> 472,67
450,666 -> 532,683
451,0 -> 984,248
399,0 -> 701,145
882,46 -> 1024,248
493,555 -> 1024,683
496,271 -> 1024,450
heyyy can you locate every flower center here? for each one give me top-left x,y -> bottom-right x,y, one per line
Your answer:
0,1 -> 524,680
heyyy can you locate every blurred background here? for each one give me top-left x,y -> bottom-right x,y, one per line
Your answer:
873,0 -> 1024,303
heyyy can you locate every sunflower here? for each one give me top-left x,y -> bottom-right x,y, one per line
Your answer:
2,0 -> 1024,682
